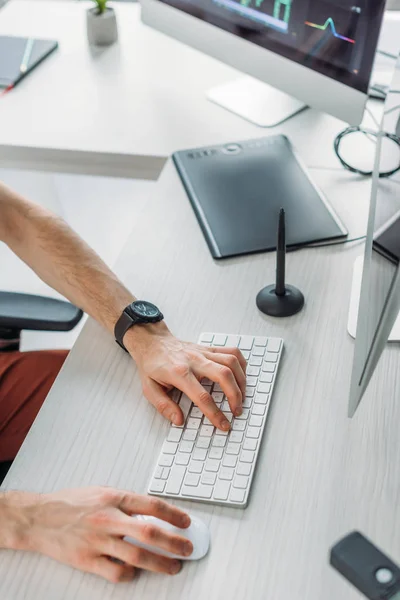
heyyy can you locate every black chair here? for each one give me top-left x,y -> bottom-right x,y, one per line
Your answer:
0,291 -> 83,483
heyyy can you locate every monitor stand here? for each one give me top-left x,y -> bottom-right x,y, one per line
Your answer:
347,256 -> 400,341
207,76 -> 307,127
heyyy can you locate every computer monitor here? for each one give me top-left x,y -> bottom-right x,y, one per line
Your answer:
141,0 -> 386,127
348,58 -> 400,417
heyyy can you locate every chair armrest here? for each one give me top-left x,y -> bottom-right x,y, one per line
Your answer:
0,291 -> 83,332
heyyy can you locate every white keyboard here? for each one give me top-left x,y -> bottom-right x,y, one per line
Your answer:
148,333 -> 283,508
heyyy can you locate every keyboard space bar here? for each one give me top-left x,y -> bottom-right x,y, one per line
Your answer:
181,485 -> 213,499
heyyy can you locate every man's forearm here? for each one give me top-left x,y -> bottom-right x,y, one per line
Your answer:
0,182 -> 135,334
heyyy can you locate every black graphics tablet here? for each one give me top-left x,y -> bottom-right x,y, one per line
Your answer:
173,135 -> 348,259
0,36 -> 58,89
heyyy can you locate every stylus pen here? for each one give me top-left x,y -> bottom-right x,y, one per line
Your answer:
275,208 -> 286,297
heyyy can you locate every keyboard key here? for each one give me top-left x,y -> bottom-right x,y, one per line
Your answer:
167,429 -> 183,443
190,406 -> 203,418
154,466 -> 164,479
232,420 -> 246,431
196,437 -> 211,449
252,404 -> 266,416
251,347 -> 265,357
185,473 -> 200,487
201,472 -> 217,485
205,459 -> 220,472
182,485 -> 213,499
165,466 -> 186,494
247,366 -> 260,377
222,412 -> 233,423
239,336 -> 253,351
245,387 -> 255,398
221,401 -> 231,412
243,438 -> 258,451
171,388 -> 182,403
219,467 -> 234,481
188,460 -> 204,474
193,448 -> 207,461
249,356 -> 263,367
254,393 -> 269,405
246,427 -> 260,439
200,333 -> 213,343
212,436 -> 226,448
222,455 -> 237,468
249,415 -> 263,427
213,383 -> 223,392
213,480 -> 231,501
209,447 -> 224,460
200,425 -> 214,437
150,479 -> 166,493
246,377 -> 257,387
267,338 -> 281,352
258,383 -> 271,394
163,441 -> 179,455
187,418 -> 201,430
254,337 -> 268,347
240,450 -> 255,463
237,462 -> 252,476
182,429 -> 197,442
230,488 -> 246,503
160,468 -> 170,480
213,334 -> 227,346
203,417 -> 213,426
264,352 -> 278,363
241,350 -> 251,360
175,452 -> 190,466
176,395 -> 192,425
179,441 -> 195,453
212,391 -> 224,403
226,335 -> 240,347
243,398 -> 252,408
229,431 -> 244,444
235,409 -> 249,420
226,443 -> 241,455
215,428 -> 229,436
201,378 -> 213,386
159,454 -> 174,467
260,372 -> 273,384
233,476 -> 249,489
262,362 -> 276,373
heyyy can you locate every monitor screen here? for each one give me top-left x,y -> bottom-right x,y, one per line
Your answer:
349,57 -> 400,416
157,0 -> 385,93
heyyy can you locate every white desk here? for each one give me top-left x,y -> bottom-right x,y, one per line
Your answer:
0,0 -> 382,178
0,161 -> 399,600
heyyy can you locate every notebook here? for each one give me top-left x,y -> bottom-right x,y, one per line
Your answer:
0,36 -> 58,89
173,135 -> 348,259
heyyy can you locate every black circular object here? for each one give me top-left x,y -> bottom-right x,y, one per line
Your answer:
256,284 -> 304,317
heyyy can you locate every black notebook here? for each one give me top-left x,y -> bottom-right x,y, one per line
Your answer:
173,135 -> 347,259
374,212 -> 400,264
0,36 -> 58,89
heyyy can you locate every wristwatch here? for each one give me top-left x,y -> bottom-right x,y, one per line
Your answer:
114,300 -> 164,352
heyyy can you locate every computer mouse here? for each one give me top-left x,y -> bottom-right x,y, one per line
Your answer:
124,515 -> 210,561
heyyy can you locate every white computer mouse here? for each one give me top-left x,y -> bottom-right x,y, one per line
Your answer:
125,515 -> 210,561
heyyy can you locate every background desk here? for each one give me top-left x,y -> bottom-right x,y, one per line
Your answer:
0,0 -> 395,178
0,161 -> 399,600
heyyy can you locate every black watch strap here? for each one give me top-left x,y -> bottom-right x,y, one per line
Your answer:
114,310 -> 138,352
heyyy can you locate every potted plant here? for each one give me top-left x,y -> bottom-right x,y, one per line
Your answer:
86,0 -> 118,46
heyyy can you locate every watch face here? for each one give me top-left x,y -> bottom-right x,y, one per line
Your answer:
132,301 -> 160,319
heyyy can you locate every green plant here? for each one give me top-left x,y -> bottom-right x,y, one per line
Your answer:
92,0 -> 108,14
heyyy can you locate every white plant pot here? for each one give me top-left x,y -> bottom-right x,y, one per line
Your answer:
86,7 -> 118,46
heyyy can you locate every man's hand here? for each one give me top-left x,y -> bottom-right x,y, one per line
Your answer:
3,487 -> 192,582
124,323 -> 247,431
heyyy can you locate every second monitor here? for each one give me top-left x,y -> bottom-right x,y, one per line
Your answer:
141,0 -> 386,126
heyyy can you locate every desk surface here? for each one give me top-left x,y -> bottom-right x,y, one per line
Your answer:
1,160 -> 399,600
0,0 -> 384,177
